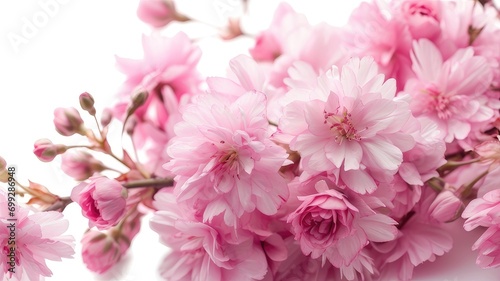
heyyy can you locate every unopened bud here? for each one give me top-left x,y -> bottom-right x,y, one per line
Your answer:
429,190 -> 465,223
62,151 -> 106,181
54,107 -> 85,136
124,116 -> 137,136
127,91 -> 149,116
80,92 -> 96,115
100,108 -> 113,127
33,139 -> 67,162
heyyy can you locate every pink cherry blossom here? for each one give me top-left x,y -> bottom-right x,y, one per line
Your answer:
287,178 -> 398,271
150,190 -> 268,281
71,175 -> 128,230
462,189 -> 500,231
343,1 -> 413,91
0,190 -> 74,281
428,190 -> 464,223
163,90 -> 289,226
404,39 -> 494,143
391,0 -> 442,40
279,56 -> 417,194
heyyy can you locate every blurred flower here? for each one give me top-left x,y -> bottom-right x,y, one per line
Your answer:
71,175 -> 128,230
471,225 -> 500,268
81,230 -> 122,274
137,0 -> 188,28
53,107 -> 85,136
61,151 -> 106,181
462,189 -> 500,231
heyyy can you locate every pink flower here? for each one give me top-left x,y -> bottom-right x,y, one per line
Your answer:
150,190 -> 268,281
0,190 -> 75,281
53,107 -> 85,136
33,138 -> 67,162
164,90 -> 289,226
287,179 -> 398,269
279,56 -> 417,194
392,0 -> 442,40
61,151 -> 106,181
249,3 -> 308,62
404,39 -> 494,143
471,225 -> 500,268
475,136 -> 500,167
71,175 -> 128,230
137,0 -> 185,28
462,189 -> 500,231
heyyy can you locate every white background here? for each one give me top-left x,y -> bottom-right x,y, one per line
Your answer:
1,0 -> 500,280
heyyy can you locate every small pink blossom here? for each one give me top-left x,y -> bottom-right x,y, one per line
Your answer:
53,107 -> 85,136
164,90 -> 289,226
0,190 -> 75,281
61,151 -> 106,181
392,0 -> 442,40
71,175 -> 128,230
33,139 -> 67,162
287,179 -> 398,270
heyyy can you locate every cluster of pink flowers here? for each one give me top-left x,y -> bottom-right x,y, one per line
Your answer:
2,0 -> 500,280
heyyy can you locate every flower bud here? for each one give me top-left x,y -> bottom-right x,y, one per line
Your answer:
79,92 -> 96,115
61,151 -> 106,181
53,107 -> 85,136
33,139 -> 67,162
429,190 -> 465,223
126,91 -> 149,116
124,116 -> 137,136
100,108 -> 113,127
81,230 -> 121,274
137,0 -> 189,28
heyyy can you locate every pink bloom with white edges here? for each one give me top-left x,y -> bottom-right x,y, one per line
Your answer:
71,175 -> 128,230
0,190 -> 74,281
287,179 -> 398,270
163,90 -> 289,226
404,39 -> 494,143
150,190 -> 268,281
279,56 -> 417,194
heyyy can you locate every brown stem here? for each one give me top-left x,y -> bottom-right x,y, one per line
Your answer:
122,177 -> 174,189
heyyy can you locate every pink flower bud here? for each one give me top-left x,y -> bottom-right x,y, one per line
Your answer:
53,107 -> 85,136
124,116 -> 137,135
70,175 -> 128,230
137,0 -> 188,28
429,190 -> 464,223
33,139 -> 67,162
79,92 -> 96,115
81,230 -> 122,274
61,151 -> 106,181
100,108 -> 113,127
